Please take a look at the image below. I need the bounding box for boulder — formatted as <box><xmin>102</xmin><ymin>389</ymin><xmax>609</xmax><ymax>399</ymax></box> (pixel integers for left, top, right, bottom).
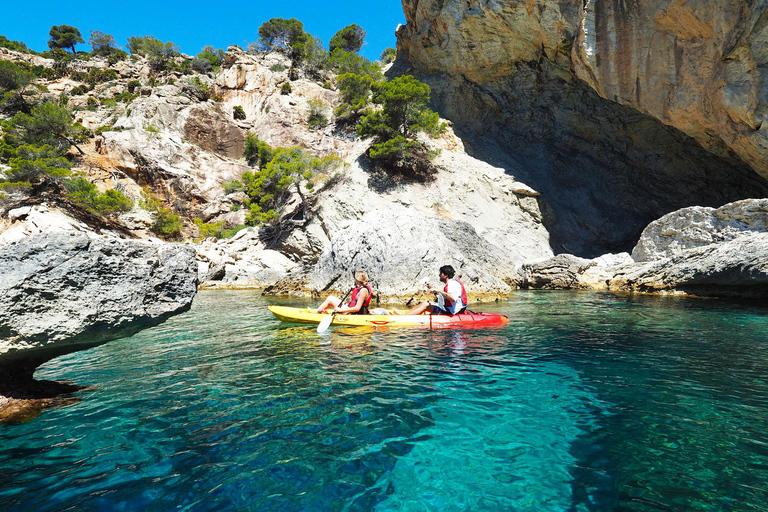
<box><xmin>0</xmin><ymin>231</ymin><xmax>198</xmax><ymax>387</ymax></box>
<box><xmin>521</xmin><ymin>199</ymin><xmax>768</xmax><ymax>298</ymax></box>
<box><xmin>611</xmin><ymin>233</ymin><xmax>768</xmax><ymax>298</ymax></box>
<box><xmin>267</xmin><ymin>211</ymin><xmax>519</xmax><ymax>303</ymax></box>
<box><xmin>632</xmin><ymin>199</ymin><xmax>768</xmax><ymax>261</ymax></box>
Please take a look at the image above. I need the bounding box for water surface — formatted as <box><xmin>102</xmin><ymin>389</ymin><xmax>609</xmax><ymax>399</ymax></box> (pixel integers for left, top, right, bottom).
<box><xmin>1</xmin><ymin>290</ymin><xmax>767</xmax><ymax>511</ymax></box>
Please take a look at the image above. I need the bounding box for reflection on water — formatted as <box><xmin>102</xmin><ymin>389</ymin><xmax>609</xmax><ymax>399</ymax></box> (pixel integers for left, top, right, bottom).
<box><xmin>0</xmin><ymin>290</ymin><xmax>767</xmax><ymax>511</ymax></box>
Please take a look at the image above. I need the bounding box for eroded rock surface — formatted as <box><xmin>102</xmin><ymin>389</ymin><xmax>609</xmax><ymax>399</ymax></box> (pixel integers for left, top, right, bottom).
<box><xmin>0</xmin><ymin>231</ymin><xmax>198</xmax><ymax>387</ymax></box>
<box><xmin>396</xmin><ymin>0</ymin><xmax>768</xmax><ymax>256</ymax></box>
<box><xmin>521</xmin><ymin>199</ymin><xmax>768</xmax><ymax>297</ymax></box>
<box><xmin>307</xmin><ymin>211</ymin><xmax>520</xmax><ymax>304</ymax></box>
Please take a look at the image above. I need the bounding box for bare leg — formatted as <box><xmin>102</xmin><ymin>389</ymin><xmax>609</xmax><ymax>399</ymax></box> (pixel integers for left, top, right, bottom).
<box><xmin>404</xmin><ymin>300</ymin><xmax>434</xmax><ymax>316</ymax></box>
<box><xmin>316</xmin><ymin>296</ymin><xmax>342</xmax><ymax>314</ymax></box>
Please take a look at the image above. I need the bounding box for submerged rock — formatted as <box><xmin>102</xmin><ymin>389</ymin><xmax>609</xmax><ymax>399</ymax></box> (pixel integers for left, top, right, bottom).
<box><xmin>0</xmin><ymin>231</ymin><xmax>198</xmax><ymax>393</ymax></box>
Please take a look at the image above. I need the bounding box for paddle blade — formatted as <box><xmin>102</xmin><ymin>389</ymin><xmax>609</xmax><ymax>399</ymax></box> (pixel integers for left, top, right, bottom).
<box><xmin>317</xmin><ymin>314</ymin><xmax>334</xmax><ymax>333</ymax></box>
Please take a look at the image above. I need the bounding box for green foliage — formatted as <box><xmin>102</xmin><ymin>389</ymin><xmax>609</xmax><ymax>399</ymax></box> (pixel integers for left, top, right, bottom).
<box><xmin>367</xmin><ymin>135</ymin><xmax>419</xmax><ymax>161</ymax></box>
<box><xmin>88</xmin><ymin>30</ymin><xmax>124</xmax><ymax>62</ymax></box>
<box><xmin>0</xmin><ymin>60</ymin><xmax>36</xmax><ymax>114</ymax></box>
<box><xmin>0</xmin><ymin>181</ymin><xmax>31</xmax><ymax>195</ymax></box>
<box><xmin>243</xmin><ymin>133</ymin><xmax>273</xmax><ymax>168</ymax></box>
<box><xmin>241</xmin><ymin>146</ymin><xmax>342</xmax><ymax>226</ymax></box>
<box><xmin>126</xmin><ymin>36</ymin><xmax>179</xmax><ymax>71</ymax></box>
<box><xmin>126</xmin><ymin>80</ymin><xmax>141</xmax><ymax>93</ymax></box>
<box><xmin>192</xmin><ymin>46</ymin><xmax>224</xmax><ymax>73</ymax></box>
<box><xmin>151</xmin><ymin>207</ymin><xmax>183</xmax><ymax>239</ymax></box>
<box><xmin>356</xmin><ymin>75</ymin><xmax>445</xmax><ymax>168</ymax></box>
<box><xmin>233</xmin><ymin>105</ymin><xmax>246</xmax><ymax>120</ymax></box>
<box><xmin>65</xmin><ymin>178</ymin><xmax>133</xmax><ymax>214</ymax></box>
<box><xmin>0</xmin><ymin>35</ymin><xmax>35</xmax><ymax>54</ymax></box>
<box><xmin>258</xmin><ymin>18</ymin><xmax>305</xmax><ymax>53</ymax></box>
<box><xmin>70</xmin><ymin>84</ymin><xmax>90</xmax><ymax>95</ymax></box>
<box><xmin>48</xmin><ymin>25</ymin><xmax>84</xmax><ymax>54</ymax></box>
<box><xmin>113</xmin><ymin>91</ymin><xmax>138</xmax><ymax>103</ymax></box>
<box><xmin>307</xmin><ymin>99</ymin><xmax>329</xmax><ymax>130</ymax></box>
<box><xmin>223</xmin><ymin>180</ymin><xmax>244</xmax><ymax>194</ymax></box>
<box><xmin>359</xmin><ymin>75</ymin><xmax>443</xmax><ymax>139</ymax></box>
<box><xmin>183</xmin><ymin>76</ymin><xmax>210</xmax><ymax>101</ymax></box>
<box><xmin>193</xmin><ymin>219</ymin><xmax>247</xmax><ymax>241</ymax></box>
<box><xmin>380</xmin><ymin>47</ymin><xmax>397</xmax><ymax>64</ymax></box>
<box><xmin>2</xmin><ymin>102</ymin><xmax>86</xmax><ymax>154</ymax></box>
<box><xmin>269</xmin><ymin>64</ymin><xmax>286</xmax><ymax>72</ymax></box>
<box><xmin>336</xmin><ymin>73</ymin><xmax>374</xmax><ymax>111</ymax></box>
<box><xmin>281</xmin><ymin>82</ymin><xmax>292</xmax><ymax>95</ymax></box>
<box><xmin>296</xmin><ymin>36</ymin><xmax>327</xmax><ymax>75</ymax></box>
<box><xmin>0</xmin><ymin>60</ymin><xmax>34</xmax><ymax>92</ymax></box>
<box><xmin>6</xmin><ymin>144</ymin><xmax>71</xmax><ymax>183</ymax></box>
<box><xmin>327</xmin><ymin>49</ymin><xmax>381</xmax><ymax>80</ymax></box>
<box><xmin>329</xmin><ymin>24</ymin><xmax>366</xmax><ymax>53</ymax></box>
<box><xmin>69</xmin><ymin>67</ymin><xmax>118</xmax><ymax>85</ymax></box>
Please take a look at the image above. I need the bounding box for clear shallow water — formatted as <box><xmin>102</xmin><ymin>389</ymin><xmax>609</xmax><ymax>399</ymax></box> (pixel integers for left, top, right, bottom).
<box><xmin>2</xmin><ymin>290</ymin><xmax>768</xmax><ymax>511</ymax></box>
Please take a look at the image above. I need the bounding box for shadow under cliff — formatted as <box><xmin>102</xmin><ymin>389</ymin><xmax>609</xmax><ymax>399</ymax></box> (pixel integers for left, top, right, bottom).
<box><xmin>403</xmin><ymin>60</ymin><xmax>768</xmax><ymax>257</ymax></box>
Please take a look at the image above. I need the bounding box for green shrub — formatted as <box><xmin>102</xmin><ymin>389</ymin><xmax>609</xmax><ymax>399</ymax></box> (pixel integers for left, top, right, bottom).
<box><xmin>242</xmin><ymin>146</ymin><xmax>342</xmax><ymax>226</ymax></box>
<box><xmin>65</xmin><ymin>178</ymin><xmax>133</xmax><ymax>214</ymax></box>
<box><xmin>223</xmin><ymin>180</ymin><xmax>244</xmax><ymax>194</ymax></box>
<box><xmin>0</xmin><ymin>35</ymin><xmax>35</xmax><ymax>54</ymax></box>
<box><xmin>233</xmin><ymin>105</ymin><xmax>246</xmax><ymax>120</ymax></box>
<box><xmin>113</xmin><ymin>91</ymin><xmax>138</xmax><ymax>103</ymax></box>
<box><xmin>6</xmin><ymin>144</ymin><xmax>71</xmax><ymax>183</ymax></box>
<box><xmin>307</xmin><ymin>99</ymin><xmax>329</xmax><ymax>130</ymax></box>
<box><xmin>269</xmin><ymin>64</ymin><xmax>286</xmax><ymax>72</ymax></box>
<box><xmin>126</xmin><ymin>80</ymin><xmax>141</xmax><ymax>93</ymax></box>
<box><xmin>379</xmin><ymin>47</ymin><xmax>397</xmax><ymax>64</ymax></box>
<box><xmin>280</xmin><ymin>82</ymin><xmax>292</xmax><ymax>95</ymax></box>
<box><xmin>151</xmin><ymin>207</ymin><xmax>183</xmax><ymax>239</ymax></box>
<box><xmin>243</xmin><ymin>133</ymin><xmax>273</xmax><ymax>167</ymax></box>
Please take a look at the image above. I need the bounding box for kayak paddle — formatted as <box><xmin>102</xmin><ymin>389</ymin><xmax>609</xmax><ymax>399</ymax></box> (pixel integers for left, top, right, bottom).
<box><xmin>317</xmin><ymin>287</ymin><xmax>353</xmax><ymax>334</ymax></box>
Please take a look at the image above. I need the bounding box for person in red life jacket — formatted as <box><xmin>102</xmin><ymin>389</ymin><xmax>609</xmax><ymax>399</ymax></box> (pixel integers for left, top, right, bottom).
<box><xmin>404</xmin><ymin>265</ymin><xmax>468</xmax><ymax>316</ymax></box>
<box><xmin>315</xmin><ymin>270</ymin><xmax>373</xmax><ymax>315</ymax></box>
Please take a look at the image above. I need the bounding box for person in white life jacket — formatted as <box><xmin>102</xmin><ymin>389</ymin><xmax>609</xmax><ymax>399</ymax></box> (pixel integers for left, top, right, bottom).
<box><xmin>315</xmin><ymin>270</ymin><xmax>372</xmax><ymax>315</ymax></box>
<box><xmin>404</xmin><ymin>265</ymin><xmax>468</xmax><ymax>316</ymax></box>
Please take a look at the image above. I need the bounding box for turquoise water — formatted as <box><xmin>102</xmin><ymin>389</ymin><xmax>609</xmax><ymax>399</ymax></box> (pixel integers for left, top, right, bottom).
<box><xmin>2</xmin><ymin>290</ymin><xmax>768</xmax><ymax>511</ymax></box>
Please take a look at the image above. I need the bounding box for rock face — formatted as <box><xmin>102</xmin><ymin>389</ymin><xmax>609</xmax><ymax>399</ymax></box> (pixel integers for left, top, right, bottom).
<box><xmin>521</xmin><ymin>199</ymin><xmax>768</xmax><ymax>297</ymax></box>
<box><xmin>0</xmin><ymin>231</ymin><xmax>198</xmax><ymax>385</ymax></box>
<box><xmin>306</xmin><ymin>211</ymin><xmax>520</xmax><ymax>303</ymax></box>
<box><xmin>573</xmin><ymin>0</ymin><xmax>768</xmax><ymax>179</ymax></box>
<box><xmin>632</xmin><ymin>199</ymin><xmax>768</xmax><ymax>261</ymax></box>
<box><xmin>396</xmin><ymin>0</ymin><xmax>768</xmax><ymax>257</ymax></box>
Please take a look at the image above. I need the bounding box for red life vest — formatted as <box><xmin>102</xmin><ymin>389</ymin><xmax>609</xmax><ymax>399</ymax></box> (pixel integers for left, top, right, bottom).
<box><xmin>444</xmin><ymin>279</ymin><xmax>468</xmax><ymax>308</ymax></box>
<box><xmin>348</xmin><ymin>284</ymin><xmax>372</xmax><ymax>313</ymax></box>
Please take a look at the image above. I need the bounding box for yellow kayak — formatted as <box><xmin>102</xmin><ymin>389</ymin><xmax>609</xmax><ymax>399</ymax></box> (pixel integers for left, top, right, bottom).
<box><xmin>267</xmin><ymin>306</ymin><xmax>510</xmax><ymax>328</ymax></box>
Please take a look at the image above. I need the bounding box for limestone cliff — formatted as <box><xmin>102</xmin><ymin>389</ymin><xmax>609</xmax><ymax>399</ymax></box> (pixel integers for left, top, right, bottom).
<box><xmin>396</xmin><ymin>0</ymin><xmax>768</xmax><ymax>256</ymax></box>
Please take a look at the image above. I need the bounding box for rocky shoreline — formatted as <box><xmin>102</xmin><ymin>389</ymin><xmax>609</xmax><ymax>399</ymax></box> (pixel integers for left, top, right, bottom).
<box><xmin>3</xmin><ymin>0</ymin><xmax>768</xmax><ymax>421</ymax></box>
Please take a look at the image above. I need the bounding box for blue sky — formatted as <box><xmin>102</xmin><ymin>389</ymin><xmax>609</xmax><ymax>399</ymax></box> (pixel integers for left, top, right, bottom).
<box><xmin>0</xmin><ymin>0</ymin><xmax>406</xmax><ymax>61</ymax></box>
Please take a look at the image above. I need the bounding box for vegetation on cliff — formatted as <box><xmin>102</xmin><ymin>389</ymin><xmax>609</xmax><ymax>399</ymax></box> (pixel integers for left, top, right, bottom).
<box><xmin>0</xmin><ymin>16</ymin><xmax>444</xmax><ymax>243</ymax></box>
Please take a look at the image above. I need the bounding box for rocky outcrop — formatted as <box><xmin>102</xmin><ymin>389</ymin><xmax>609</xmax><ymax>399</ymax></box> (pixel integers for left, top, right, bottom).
<box><xmin>0</xmin><ymin>230</ymin><xmax>198</xmax><ymax>390</ymax></box>
<box><xmin>183</xmin><ymin>103</ymin><xmax>245</xmax><ymax>160</ymax></box>
<box><xmin>610</xmin><ymin>234</ymin><xmax>768</xmax><ymax>298</ymax></box>
<box><xmin>610</xmin><ymin>199</ymin><xmax>768</xmax><ymax>297</ymax></box>
<box><xmin>632</xmin><ymin>199</ymin><xmax>768</xmax><ymax>261</ymax></box>
<box><xmin>259</xmin><ymin>127</ymin><xmax>553</xmax><ymax>300</ymax></box>
<box><xmin>521</xmin><ymin>199</ymin><xmax>768</xmax><ymax>297</ymax></box>
<box><xmin>573</xmin><ymin>1</ymin><xmax>768</xmax><ymax>179</ymax></box>
<box><xmin>396</xmin><ymin>0</ymin><xmax>768</xmax><ymax>257</ymax></box>
<box><xmin>306</xmin><ymin>211</ymin><xmax>520</xmax><ymax>303</ymax></box>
